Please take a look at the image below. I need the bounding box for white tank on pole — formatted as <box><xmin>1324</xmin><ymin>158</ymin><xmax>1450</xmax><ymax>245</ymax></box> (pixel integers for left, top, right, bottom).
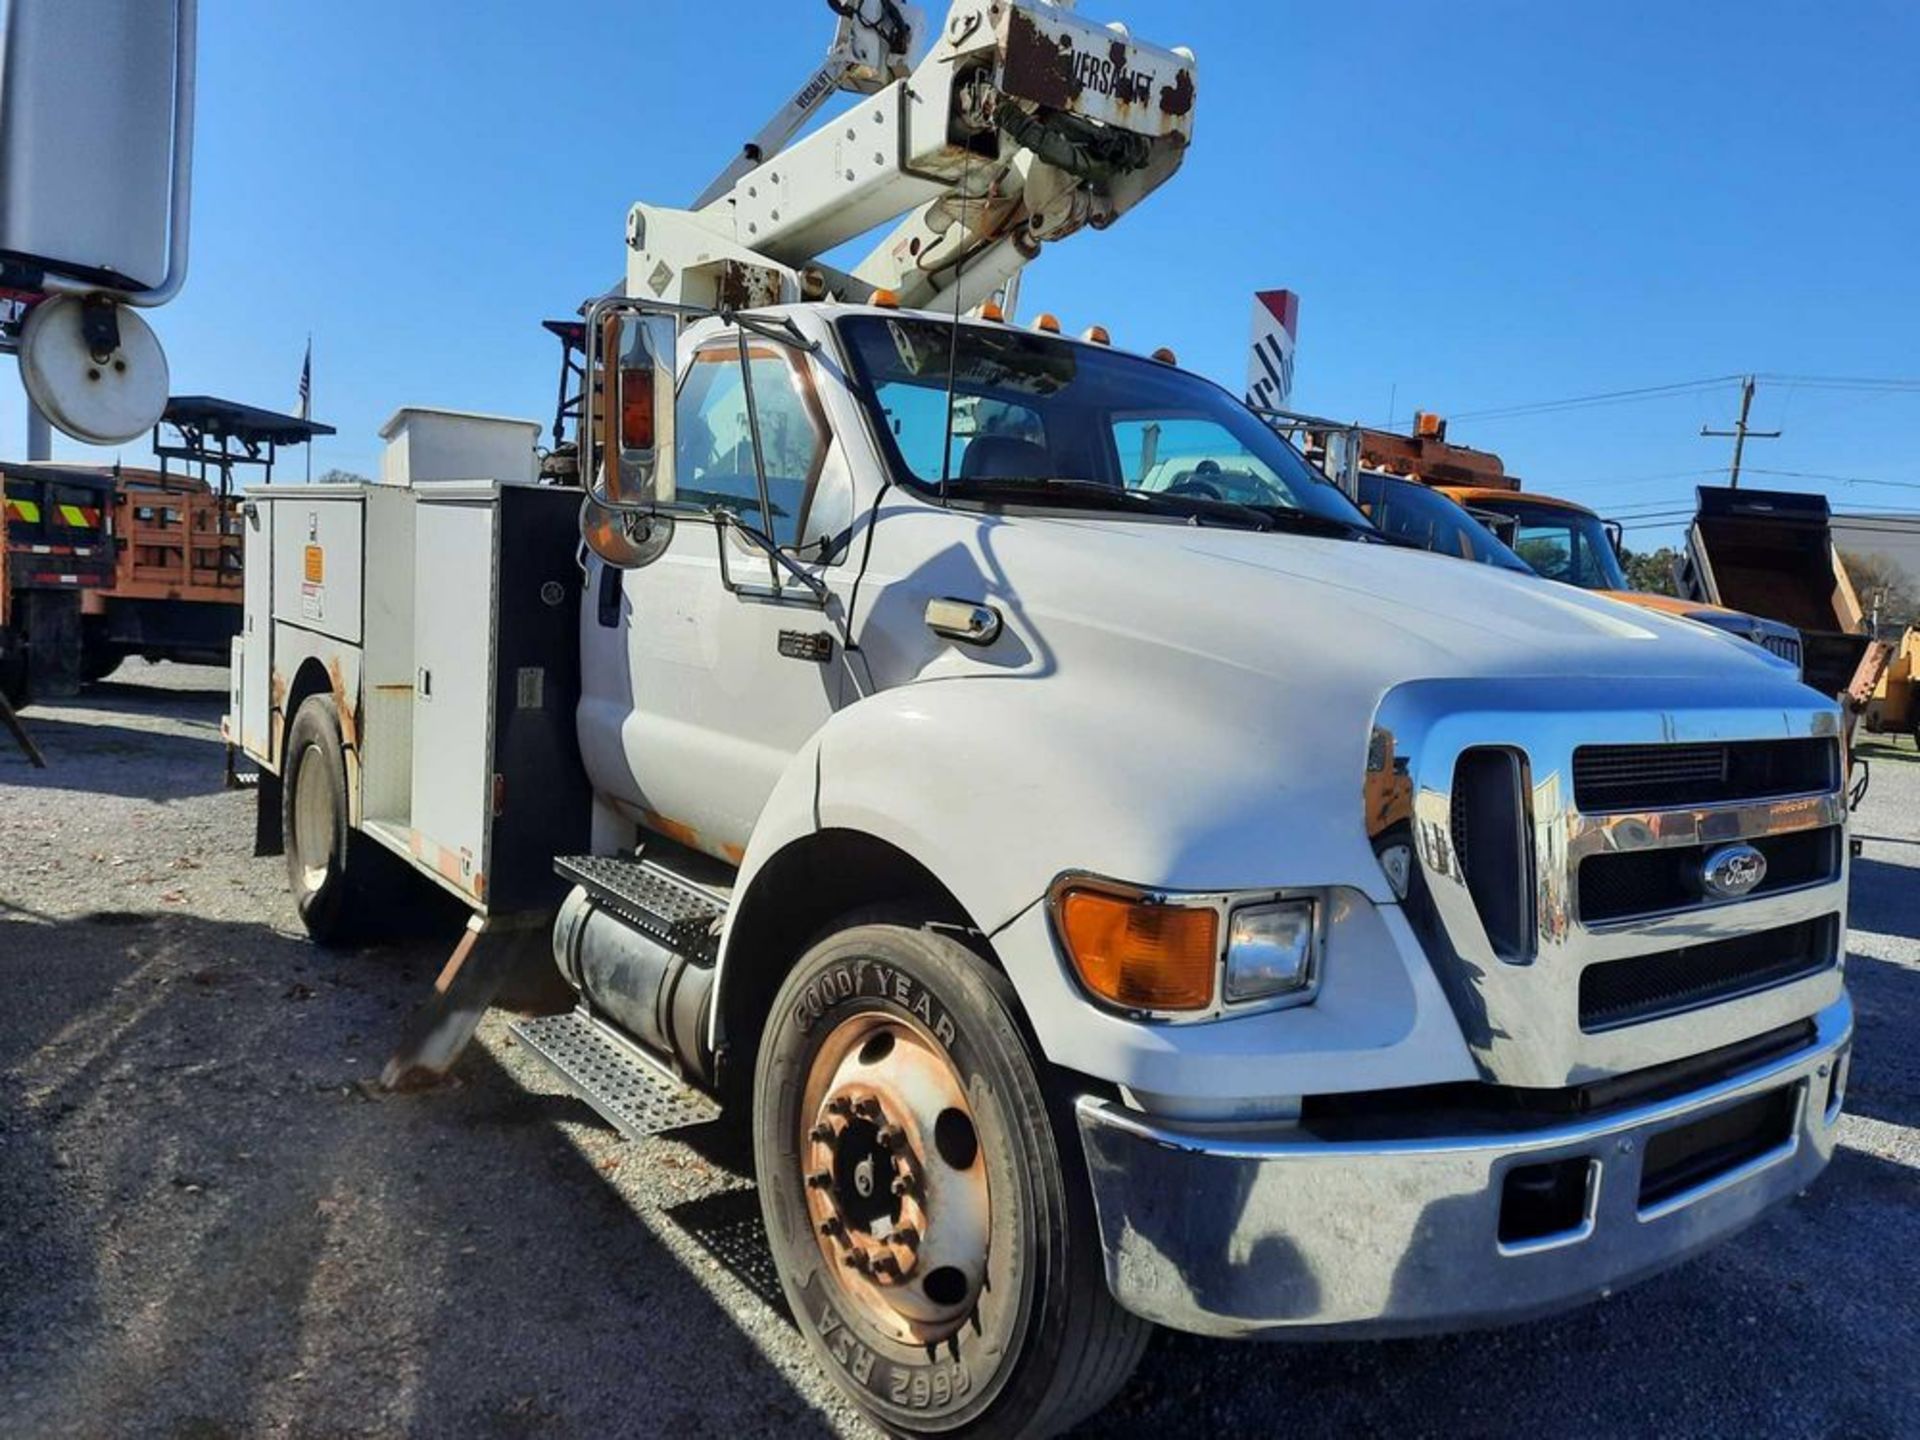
<box><xmin>1</xmin><ymin>0</ymin><xmax>197</xmax><ymax>445</ymax></box>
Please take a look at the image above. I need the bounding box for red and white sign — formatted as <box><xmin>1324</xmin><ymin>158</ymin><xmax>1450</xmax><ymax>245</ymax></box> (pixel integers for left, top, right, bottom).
<box><xmin>1246</xmin><ymin>290</ymin><xmax>1300</xmax><ymax>413</ymax></box>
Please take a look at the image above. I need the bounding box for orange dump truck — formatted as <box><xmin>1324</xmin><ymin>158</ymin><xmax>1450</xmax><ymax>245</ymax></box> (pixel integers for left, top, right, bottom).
<box><xmin>1673</xmin><ymin>486</ymin><xmax>1876</xmax><ymax>700</ymax></box>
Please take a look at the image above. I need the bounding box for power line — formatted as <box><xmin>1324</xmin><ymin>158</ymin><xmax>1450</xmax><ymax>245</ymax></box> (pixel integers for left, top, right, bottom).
<box><xmin>1754</xmin><ymin>372</ymin><xmax>1920</xmax><ymax>393</ymax></box>
<box><xmin>1619</xmin><ymin>510</ymin><xmax>1920</xmax><ymax>535</ymax></box>
<box><xmin>1449</xmin><ymin>375</ymin><xmax>1742</xmax><ymax>423</ymax></box>
<box><xmin>1448</xmin><ymin>372</ymin><xmax>1920</xmax><ymax>430</ymax></box>
<box><xmin>1550</xmin><ymin>466</ymin><xmax>1727</xmax><ymax>490</ymax></box>
<box><xmin>1743</xmin><ymin>467</ymin><xmax>1920</xmax><ymax>492</ymax></box>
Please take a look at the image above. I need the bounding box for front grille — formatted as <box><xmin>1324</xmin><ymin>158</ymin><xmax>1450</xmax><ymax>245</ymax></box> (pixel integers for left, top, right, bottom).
<box><xmin>1578</xmin><ymin>915</ymin><xmax>1838</xmax><ymax>1033</ymax></box>
<box><xmin>1578</xmin><ymin>826</ymin><xmax>1841</xmax><ymax>924</ymax></box>
<box><xmin>1760</xmin><ymin>633</ymin><xmax>1802</xmax><ymax>668</ymax></box>
<box><xmin>1450</xmin><ymin>747</ymin><xmax>1535</xmax><ymax>962</ymax></box>
<box><xmin>1572</xmin><ymin>738</ymin><xmax>1838</xmax><ymax>812</ymax></box>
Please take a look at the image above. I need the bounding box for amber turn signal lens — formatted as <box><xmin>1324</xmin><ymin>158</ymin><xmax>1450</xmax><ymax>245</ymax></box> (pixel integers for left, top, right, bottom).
<box><xmin>1057</xmin><ymin>888</ymin><xmax>1218</xmax><ymax>1012</ymax></box>
<box><xmin>619</xmin><ymin>367</ymin><xmax>654</xmax><ymax>451</ymax></box>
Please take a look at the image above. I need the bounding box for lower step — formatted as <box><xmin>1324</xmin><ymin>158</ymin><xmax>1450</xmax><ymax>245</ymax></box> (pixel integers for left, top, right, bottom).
<box><xmin>512</xmin><ymin>1008</ymin><xmax>720</xmax><ymax>1138</ymax></box>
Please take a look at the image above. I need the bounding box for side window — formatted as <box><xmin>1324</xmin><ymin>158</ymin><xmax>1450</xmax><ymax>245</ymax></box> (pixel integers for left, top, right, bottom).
<box><xmin>674</xmin><ymin>343</ymin><xmax>827</xmax><ymax>548</ymax></box>
<box><xmin>1515</xmin><ymin>525</ymin><xmax>1573</xmax><ymax>581</ymax></box>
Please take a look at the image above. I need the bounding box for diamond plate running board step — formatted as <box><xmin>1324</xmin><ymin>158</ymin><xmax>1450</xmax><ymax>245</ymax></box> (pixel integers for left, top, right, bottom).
<box><xmin>511</xmin><ymin>1008</ymin><xmax>720</xmax><ymax>1138</ymax></box>
<box><xmin>555</xmin><ymin>853</ymin><xmax>726</xmax><ymax>964</ymax></box>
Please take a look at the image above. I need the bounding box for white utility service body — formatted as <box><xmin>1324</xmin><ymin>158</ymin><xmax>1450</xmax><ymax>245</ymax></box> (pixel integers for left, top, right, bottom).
<box><xmin>230</xmin><ymin>464</ymin><xmax>589</xmax><ymax>915</ymax></box>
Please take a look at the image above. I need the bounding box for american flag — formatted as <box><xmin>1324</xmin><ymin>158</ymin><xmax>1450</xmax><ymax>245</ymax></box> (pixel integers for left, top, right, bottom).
<box><xmin>295</xmin><ymin>337</ymin><xmax>311</xmax><ymax>421</ymax></box>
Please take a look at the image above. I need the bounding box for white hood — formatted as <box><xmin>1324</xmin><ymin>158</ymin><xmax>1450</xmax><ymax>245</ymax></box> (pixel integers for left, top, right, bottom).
<box><xmin>1031</xmin><ymin>516</ymin><xmax>1796</xmax><ymax>688</ymax></box>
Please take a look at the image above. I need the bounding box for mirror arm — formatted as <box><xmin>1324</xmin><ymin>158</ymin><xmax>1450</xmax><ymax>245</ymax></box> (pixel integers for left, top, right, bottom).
<box><xmin>712</xmin><ymin>510</ymin><xmax>831</xmax><ymax>607</ymax></box>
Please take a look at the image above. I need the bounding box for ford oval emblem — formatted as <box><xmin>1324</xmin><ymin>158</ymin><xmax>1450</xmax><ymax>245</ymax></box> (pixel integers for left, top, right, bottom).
<box><xmin>1701</xmin><ymin>843</ymin><xmax>1768</xmax><ymax>900</ymax></box>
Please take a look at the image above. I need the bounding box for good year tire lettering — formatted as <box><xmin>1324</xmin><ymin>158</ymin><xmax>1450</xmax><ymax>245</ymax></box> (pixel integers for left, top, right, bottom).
<box><xmin>791</xmin><ymin>959</ymin><xmax>960</xmax><ymax>1048</ymax></box>
<box><xmin>889</xmin><ymin>1359</ymin><xmax>972</xmax><ymax>1410</ymax></box>
<box><xmin>815</xmin><ymin>1302</ymin><xmax>876</xmax><ymax>1386</ymax></box>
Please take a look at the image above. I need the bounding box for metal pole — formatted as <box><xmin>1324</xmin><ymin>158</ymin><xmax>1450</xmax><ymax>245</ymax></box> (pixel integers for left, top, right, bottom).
<box><xmin>26</xmin><ymin>400</ymin><xmax>52</xmax><ymax>462</ymax></box>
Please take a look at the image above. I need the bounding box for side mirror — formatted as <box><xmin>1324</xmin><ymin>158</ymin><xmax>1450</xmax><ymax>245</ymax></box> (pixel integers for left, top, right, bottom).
<box><xmin>1603</xmin><ymin>518</ymin><xmax>1625</xmax><ymax>559</ymax></box>
<box><xmin>587</xmin><ymin>306</ymin><xmax>678</xmax><ymax>510</ymax></box>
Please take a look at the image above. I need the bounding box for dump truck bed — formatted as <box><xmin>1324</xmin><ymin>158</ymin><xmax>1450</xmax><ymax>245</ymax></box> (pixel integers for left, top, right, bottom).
<box><xmin>1681</xmin><ymin>486</ymin><xmax>1871</xmax><ymax>696</ymax></box>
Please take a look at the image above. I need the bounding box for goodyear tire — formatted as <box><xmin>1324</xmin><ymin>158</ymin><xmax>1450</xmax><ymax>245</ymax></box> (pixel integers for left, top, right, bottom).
<box><xmin>755</xmin><ymin>923</ymin><xmax>1148</xmax><ymax>1439</ymax></box>
<box><xmin>281</xmin><ymin>694</ymin><xmax>395</xmax><ymax>945</ymax></box>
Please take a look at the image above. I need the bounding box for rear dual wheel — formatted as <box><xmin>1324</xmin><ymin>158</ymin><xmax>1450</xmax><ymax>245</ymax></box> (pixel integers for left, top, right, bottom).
<box><xmin>755</xmin><ymin>923</ymin><xmax>1148</xmax><ymax>1439</ymax></box>
<box><xmin>281</xmin><ymin>695</ymin><xmax>402</xmax><ymax>945</ymax></box>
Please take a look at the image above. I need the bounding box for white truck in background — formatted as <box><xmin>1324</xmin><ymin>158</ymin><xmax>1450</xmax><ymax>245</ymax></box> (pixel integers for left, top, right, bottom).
<box><xmin>228</xmin><ymin>4</ymin><xmax>1853</xmax><ymax>1435</ymax></box>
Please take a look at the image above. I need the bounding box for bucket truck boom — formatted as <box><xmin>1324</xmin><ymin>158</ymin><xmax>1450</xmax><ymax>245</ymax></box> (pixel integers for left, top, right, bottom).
<box><xmin>633</xmin><ymin>0</ymin><xmax>1196</xmax><ymax>313</ymax></box>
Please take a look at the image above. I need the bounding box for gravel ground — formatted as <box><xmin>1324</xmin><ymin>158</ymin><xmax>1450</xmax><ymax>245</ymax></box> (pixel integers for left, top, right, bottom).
<box><xmin>2</xmin><ymin>661</ymin><xmax>1917</xmax><ymax>1439</ymax></box>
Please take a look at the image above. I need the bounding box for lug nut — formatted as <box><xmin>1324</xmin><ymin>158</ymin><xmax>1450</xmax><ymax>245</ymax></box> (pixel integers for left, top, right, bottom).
<box><xmin>809</xmin><ymin>1123</ymin><xmax>836</xmax><ymax>1144</ymax></box>
<box><xmin>819</xmin><ymin>1217</ymin><xmax>845</xmax><ymax>1239</ymax></box>
<box><xmin>872</xmin><ymin>1254</ymin><xmax>902</xmax><ymax>1279</ymax></box>
<box><xmin>843</xmin><ymin>1251</ymin><xmax>871</xmax><ymax>1272</ymax></box>
<box><xmin>826</xmin><ymin>1097</ymin><xmax>853</xmax><ymax>1117</ymax></box>
<box><xmin>890</xmin><ymin>1175</ymin><xmax>917</xmax><ymax>1197</ymax></box>
<box><xmin>854</xmin><ymin>1096</ymin><xmax>883</xmax><ymax>1120</ymax></box>
<box><xmin>807</xmin><ymin>1170</ymin><xmax>833</xmax><ymax>1190</ymax></box>
<box><xmin>877</xmin><ymin>1124</ymin><xmax>908</xmax><ymax>1150</ymax></box>
<box><xmin>893</xmin><ymin>1224</ymin><xmax>920</xmax><ymax>1247</ymax></box>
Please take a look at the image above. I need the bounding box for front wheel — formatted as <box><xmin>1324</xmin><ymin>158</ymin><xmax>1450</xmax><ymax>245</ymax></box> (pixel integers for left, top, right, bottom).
<box><xmin>755</xmin><ymin>923</ymin><xmax>1148</xmax><ymax>1439</ymax></box>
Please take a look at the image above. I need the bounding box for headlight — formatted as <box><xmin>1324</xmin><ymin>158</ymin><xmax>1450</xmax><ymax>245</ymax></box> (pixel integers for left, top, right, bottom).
<box><xmin>1050</xmin><ymin>878</ymin><xmax>1322</xmax><ymax>1017</ymax></box>
<box><xmin>1224</xmin><ymin>900</ymin><xmax>1317</xmax><ymax>1003</ymax></box>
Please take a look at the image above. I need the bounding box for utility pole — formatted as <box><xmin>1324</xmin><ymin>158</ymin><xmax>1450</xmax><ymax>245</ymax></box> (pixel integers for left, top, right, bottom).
<box><xmin>1701</xmin><ymin>375</ymin><xmax>1780</xmax><ymax>489</ymax></box>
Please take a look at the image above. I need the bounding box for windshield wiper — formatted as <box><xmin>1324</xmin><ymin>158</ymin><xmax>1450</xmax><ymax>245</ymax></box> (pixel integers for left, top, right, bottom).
<box><xmin>952</xmin><ymin>477</ymin><xmax>1280</xmax><ymax>531</ymax></box>
<box><xmin>1247</xmin><ymin>505</ymin><xmax>1382</xmax><ymax>542</ymax></box>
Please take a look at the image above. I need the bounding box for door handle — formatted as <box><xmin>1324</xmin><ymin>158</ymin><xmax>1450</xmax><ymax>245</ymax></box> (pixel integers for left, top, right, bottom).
<box><xmin>925</xmin><ymin>598</ymin><xmax>1002</xmax><ymax>647</ymax></box>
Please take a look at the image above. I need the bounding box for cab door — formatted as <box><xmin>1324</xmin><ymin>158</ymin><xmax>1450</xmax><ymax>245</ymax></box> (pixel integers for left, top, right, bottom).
<box><xmin>578</xmin><ymin>330</ymin><xmax>860</xmax><ymax>862</ymax></box>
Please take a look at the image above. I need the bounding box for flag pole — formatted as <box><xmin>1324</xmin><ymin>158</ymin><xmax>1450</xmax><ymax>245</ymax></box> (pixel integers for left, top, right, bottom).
<box><xmin>303</xmin><ymin>332</ymin><xmax>313</xmax><ymax>482</ymax></box>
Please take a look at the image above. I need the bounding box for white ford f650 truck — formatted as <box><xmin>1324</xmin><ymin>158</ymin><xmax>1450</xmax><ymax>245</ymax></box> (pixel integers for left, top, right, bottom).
<box><xmin>225</xmin><ymin>4</ymin><xmax>1852</xmax><ymax>1435</ymax></box>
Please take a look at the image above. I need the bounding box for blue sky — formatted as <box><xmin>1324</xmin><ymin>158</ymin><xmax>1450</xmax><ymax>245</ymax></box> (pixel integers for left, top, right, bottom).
<box><xmin>7</xmin><ymin>1</ymin><xmax>1919</xmax><ymax>552</ymax></box>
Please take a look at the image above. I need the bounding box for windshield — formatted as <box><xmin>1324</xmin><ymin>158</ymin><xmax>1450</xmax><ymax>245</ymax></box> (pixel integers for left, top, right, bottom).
<box><xmin>1476</xmin><ymin>498</ymin><xmax>1630</xmax><ymax>590</ymax></box>
<box><xmin>1357</xmin><ymin>473</ymin><xmax>1532</xmax><ymax>573</ymax></box>
<box><xmin>839</xmin><ymin>316</ymin><xmax>1371</xmax><ymax>531</ymax></box>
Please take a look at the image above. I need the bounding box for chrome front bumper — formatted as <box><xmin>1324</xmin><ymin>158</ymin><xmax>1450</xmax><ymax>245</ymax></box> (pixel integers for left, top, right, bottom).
<box><xmin>1075</xmin><ymin>995</ymin><xmax>1851</xmax><ymax>1339</ymax></box>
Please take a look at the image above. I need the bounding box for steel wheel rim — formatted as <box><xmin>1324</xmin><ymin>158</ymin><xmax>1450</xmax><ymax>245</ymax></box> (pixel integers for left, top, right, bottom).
<box><xmin>292</xmin><ymin>742</ymin><xmax>334</xmax><ymax>893</ymax></box>
<box><xmin>799</xmin><ymin>1009</ymin><xmax>991</xmax><ymax>1346</ymax></box>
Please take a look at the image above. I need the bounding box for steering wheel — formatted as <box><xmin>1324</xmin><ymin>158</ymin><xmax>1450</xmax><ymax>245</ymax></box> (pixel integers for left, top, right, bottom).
<box><xmin>1167</xmin><ymin>460</ymin><xmax>1225</xmax><ymax>500</ymax></box>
